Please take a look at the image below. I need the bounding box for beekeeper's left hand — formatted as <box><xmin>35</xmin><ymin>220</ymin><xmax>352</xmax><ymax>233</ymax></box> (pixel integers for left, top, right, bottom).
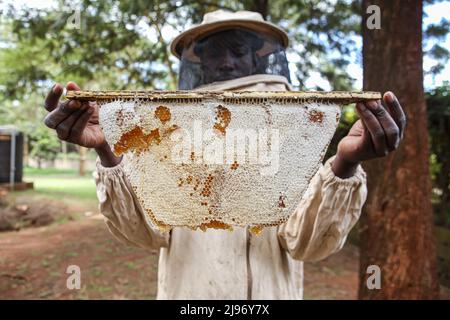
<box><xmin>331</xmin><ymin>92</ymin><xmax>407</xmax><ymax>178</ymax></box>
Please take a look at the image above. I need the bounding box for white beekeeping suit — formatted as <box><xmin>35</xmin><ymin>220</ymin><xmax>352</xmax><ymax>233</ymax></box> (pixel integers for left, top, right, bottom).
<box><xmin>94</xmin><ymin>73</ymin><xmax>367</xmax><ymax>299</ymax></box>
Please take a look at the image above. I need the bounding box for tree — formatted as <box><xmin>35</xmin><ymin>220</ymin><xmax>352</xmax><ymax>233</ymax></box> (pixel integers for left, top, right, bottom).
<box><xmin>359</xmin><ymin>0</ymin><xmax>439</xmax><ymax>299</ymax></box>
<box><xmin>1</xmin><ymin>0</ymin><xmax>363</xmax><ymax>97</ymax></box>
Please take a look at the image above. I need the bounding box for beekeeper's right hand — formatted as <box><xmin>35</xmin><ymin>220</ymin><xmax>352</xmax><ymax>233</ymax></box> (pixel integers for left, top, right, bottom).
<box><xmin>43</xmin><ymin>82</ymin><xmax>122</xmax><ymax>167</ymax></box>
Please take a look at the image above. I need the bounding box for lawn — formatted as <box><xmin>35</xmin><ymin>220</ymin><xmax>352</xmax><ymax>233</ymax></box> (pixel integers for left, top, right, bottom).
<box><xmin>23</xmin><ymin>167</ymin><xmax>97</xmax><ymax>201</ymax></box>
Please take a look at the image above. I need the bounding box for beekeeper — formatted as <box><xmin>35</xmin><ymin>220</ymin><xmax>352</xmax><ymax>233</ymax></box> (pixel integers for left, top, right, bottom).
<box><xmin>43</xmin><ymin>10</ymin><xmax>406</xmax><ymax>299</ymax></box>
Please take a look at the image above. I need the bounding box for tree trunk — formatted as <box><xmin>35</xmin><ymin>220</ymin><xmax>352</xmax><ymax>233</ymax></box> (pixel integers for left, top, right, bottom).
<box><xmin>79</xmin><ymin>146</ymin><xmax>86</xmax><ymax>177</ymax></box>
<box><xmin>246</xmin><ymin>0</ymin><xmax>269</xmax><ymax>20</ymax></box>
<box><xmin>23</xmin><ymin>135</ymin><xmax>29</xmax><ymax>167</ymax></box>
<box><xmin>61</xmin><ymin>140</ymin><xmax>68</xmax><ymax>168</ymax></box>
<box><xmin>359</xmin><ymin>0</ymin><xmax>439</xmax><ymax>299</ymax></box>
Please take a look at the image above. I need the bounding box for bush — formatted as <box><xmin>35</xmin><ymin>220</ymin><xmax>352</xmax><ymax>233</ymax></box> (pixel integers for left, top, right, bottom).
<box><xmin>427</xmin><ymin>82</ymin><xmax>450</xmax><ymax>227</ymax></box>
<box><xmin>29</xmin><ymin>126</ymin><xmax>60</xmax><ymax>167</ymax></box>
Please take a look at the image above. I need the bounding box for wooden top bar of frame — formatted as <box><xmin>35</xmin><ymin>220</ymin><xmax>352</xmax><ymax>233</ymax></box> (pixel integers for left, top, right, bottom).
<box><xmin>66</xmin><ymin>90</ymin><xmax>382</xmax><ymax>104</ymax></box>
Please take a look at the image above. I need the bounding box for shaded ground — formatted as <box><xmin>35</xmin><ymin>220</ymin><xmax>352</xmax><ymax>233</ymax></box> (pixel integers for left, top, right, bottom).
<box><xmin>0</xmin><ymin>217</ymin><xmax>159</xmax><ymax>299</ymax></box>
<box><xmin>0</xmin><ymin>212</ymin><xmax>355</xmax><ymax>299</ymax></box>
<box><xmin>2</xmin><ymin>213</ymin><xmax>449</xmax><ymax>299</ymax></box>
<box><xmin>304</xmin><ymin>243</ymin><xmax>360</xmax><ymax>299</ymax></box>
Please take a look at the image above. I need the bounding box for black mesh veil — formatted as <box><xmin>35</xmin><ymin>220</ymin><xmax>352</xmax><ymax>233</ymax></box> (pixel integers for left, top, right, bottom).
<box><xmin>177</xmin><ymin>28</ymin><xmax>291</xmax><ymax>90</ymax></box>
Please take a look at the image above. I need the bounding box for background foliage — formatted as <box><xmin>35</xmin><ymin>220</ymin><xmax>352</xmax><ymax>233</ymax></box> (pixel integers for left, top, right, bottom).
<box><xmin>0</xmin><ymin>0</ymin><xmax>448</xmax><ymax>225</ymax></box>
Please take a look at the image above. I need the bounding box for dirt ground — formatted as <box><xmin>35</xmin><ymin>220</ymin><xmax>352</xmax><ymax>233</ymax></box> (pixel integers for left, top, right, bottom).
<box><xmin>1</xmin><ymin>205</ymin><xmax>449</xmax><ymax>299</ymax></box>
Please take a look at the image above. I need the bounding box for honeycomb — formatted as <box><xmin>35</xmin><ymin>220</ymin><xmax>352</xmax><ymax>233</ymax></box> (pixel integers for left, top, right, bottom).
<box><xmin>66</xmin><ymin>90</ymin><xmax>381</xmax><ymax>234</ymax></box>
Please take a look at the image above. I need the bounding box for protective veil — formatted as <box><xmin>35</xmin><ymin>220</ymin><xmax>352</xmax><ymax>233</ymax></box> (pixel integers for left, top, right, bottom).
<box><xmin>177</xmin><ymin>28</ymin><xmax>291</xmax><ymax>90</ymax></box>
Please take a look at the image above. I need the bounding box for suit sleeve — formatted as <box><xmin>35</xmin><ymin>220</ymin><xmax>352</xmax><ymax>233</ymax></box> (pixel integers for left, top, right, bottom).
<box><xmin>277</xmin><ymin>155</ymin><xmax>367</xmax><ymax>262</ymax></box>
<box><xmin>93</xmin><ymin>157</ymin><xmax>170</xmax><ymax>250</ymax></box>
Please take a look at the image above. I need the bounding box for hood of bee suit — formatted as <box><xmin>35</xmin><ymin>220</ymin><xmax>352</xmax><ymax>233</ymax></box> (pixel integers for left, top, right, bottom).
<box><xmin>171</xmin><ymin>10</ymin><xmax>292</xmax><ymax>90</ymax></box>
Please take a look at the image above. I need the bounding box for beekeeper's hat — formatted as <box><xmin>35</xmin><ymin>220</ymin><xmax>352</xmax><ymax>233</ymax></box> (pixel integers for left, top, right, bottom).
<box><xmin>170</xmin><ymin>9</ymin><xmax>289</xmax><ymax>60</ymax></box>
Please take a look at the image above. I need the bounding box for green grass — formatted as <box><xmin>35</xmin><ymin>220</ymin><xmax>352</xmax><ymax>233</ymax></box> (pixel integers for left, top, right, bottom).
<box><xmin>23</xmin><ymin>167</ymin><xmax>97</xmax><ymax>201</ymax></box>
<box><xmin>24</xmin><ymin>167</ymin><xmax>93</xmax><ymax>176</ymax></box>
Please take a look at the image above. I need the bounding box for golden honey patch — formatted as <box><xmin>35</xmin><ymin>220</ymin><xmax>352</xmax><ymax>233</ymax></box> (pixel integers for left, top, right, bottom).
<box><xmin>309</xmin><ymin>110</ymin><xmax>324</xmax><ymax>123</ymax></box>
<box><xmin>113</xmin><ymin>127</ymin><xmax>161</xmax><ymax>156</ymax></box>
<box><xmin>155</xmin><ymin>105</ymin><xmax>171</xmax><ymax>124</ymax></box>
<box><xmin>114</xmin><ymin>123</ymin><xmax>179</xmax><ymax>156</ymax></box>
<box><xmin>198</xmin><ymin>220</ymin><xmax>233</xmax><ymax>232</ymax></box>
<box><xmin>201</xmin><ymin>174</ymin><xmax>214</xmax><ymax>197</ymax></box>
<box><xmin>213</xmin><ymin>105</ymin><xmax>231</xmax><ymax>135</ymax></box>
